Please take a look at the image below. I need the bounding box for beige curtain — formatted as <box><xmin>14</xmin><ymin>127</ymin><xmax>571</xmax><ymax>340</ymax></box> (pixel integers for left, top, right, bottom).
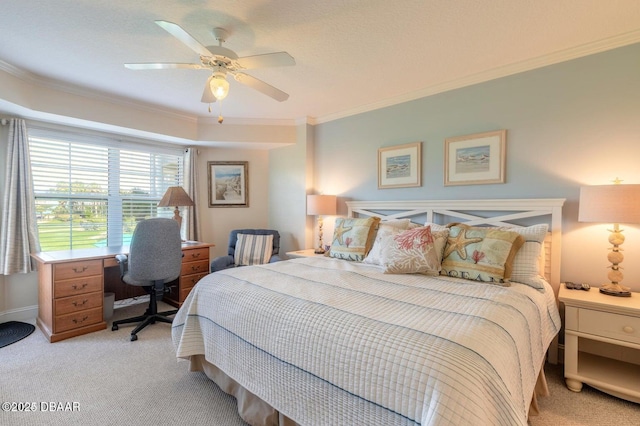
<box><xmin>0</xmin><ymin>119</ymin><xmax>41</xmax><ymax>274</ymax></box>
<box><xmin>184</xmin><ymin>147</ymin><xmax>201</xmax><ymax>241</ymax></box>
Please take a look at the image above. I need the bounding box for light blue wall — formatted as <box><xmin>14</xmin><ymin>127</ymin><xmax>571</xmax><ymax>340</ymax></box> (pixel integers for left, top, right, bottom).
<box><xmin>310</xmin><ymin>42</ymin><xmax>640</xmax><ymax>289</ymax></box>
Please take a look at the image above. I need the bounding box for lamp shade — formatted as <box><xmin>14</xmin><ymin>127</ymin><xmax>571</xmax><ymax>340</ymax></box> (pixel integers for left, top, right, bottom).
<box><xmin>579</xmin><ymin>184</ymin><xmax>640</xmax><ymax>224</ymax></box>
<box><xmin>158</xmin><ymin>186</ymin><xmax>194</xmax><ymax>208</ymax></box>
<box><xmin>307</xmin><ymin>195</ymin><xmax>337</xmax><ymax>216</ymax></box>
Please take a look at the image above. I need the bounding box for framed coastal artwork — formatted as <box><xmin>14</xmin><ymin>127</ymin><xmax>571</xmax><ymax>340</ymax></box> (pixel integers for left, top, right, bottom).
<box><xmin>444</xmin><ymin>130</ymin><xmax>506</xmax><ymax>186</ymax></box>
<box><xmin>207</xmin><ymin>161</ymin><xmax>249</xmax><ymax>207</ymax></box>
<box><xmin>378</xmin><ymin>142</ymin><xmax>422</xmax><ymax>189</ymax></box>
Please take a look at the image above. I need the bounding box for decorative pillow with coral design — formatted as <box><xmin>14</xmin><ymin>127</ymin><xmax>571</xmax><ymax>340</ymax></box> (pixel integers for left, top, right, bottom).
<box><xmin>440</xmin><ymin>223</ymin><xmax>525</xmax><ymax>285</ymax></box>
<box><xmin>328</xmin><ymin>217</ymin><xmax>381</xmax><ymax>261</ymax></box>
<box><xmin>379</xmin><ymin>226</ymin><xmax>440</xmax><ymax>275</ymax></box>
<box><xmin>363</xmin><ymin>219</ymin><xmax>411</xmax><ymax>265</ymax></box>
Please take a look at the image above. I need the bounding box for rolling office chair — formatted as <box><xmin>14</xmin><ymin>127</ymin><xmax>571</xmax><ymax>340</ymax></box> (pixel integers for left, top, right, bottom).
<box><xmin>111</xmin><ymin>218</ymin><xmax>183</xmax><ymax>341</ymax></box>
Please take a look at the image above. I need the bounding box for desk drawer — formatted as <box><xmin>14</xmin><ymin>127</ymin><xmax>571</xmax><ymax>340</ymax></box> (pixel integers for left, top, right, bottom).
<box><xmin>55</xmin><ymin>307</ymin><xmax>103</xmax><ymax>333</ymax></box>
<box><xmin>54</xmin><ymin>260</ymin><xmax>102</xmax><ymax>281</ymax></box>
<box><xmin>55</xmin><ymin>291</ymin><xmax>103</xmax><ymax>316</ymax></box>
<box><xmin>181</xmin><ymin>260</ymin><xmax>209</xmax><ymax>276</ymax></box>
<box><xmin>579</xmin><ymin>309</ymin><xmax>640</xmax><ymax>345</ymax></box>
<box><xmin>54</xmin><ymin>275</ymin><xmax>102</xmax><ymax>298</ymax></box>
<box><xmin>183</xmin><ymin>248</ymin><xmax>209</xmax><ymax>263</ymax></box>
<box><xmin>181</xmin><ymin>272</ymin><xmax>208</xmax><ymax>292</ymax></box>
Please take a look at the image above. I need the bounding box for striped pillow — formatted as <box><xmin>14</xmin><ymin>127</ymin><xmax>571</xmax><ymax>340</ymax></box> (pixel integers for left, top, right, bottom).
<box><xmin>234</xmin><ymin>234</ymin><xmax>274</xmax><ymax>266</ymax></box>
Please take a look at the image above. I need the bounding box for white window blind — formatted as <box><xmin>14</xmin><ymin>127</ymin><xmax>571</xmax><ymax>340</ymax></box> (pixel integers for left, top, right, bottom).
<box><xmin>28</xmin><ymin>129</ymin><xmax>185</xmax><ymax>251</ymax></box>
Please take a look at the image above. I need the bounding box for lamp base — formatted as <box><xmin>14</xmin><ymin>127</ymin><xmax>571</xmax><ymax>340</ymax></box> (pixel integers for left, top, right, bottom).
<box><xmin>314</xmin><ymin>248</ymin><xmax>326</xmax><ymax>254</ymax></box>
<box><xmin>599</xmin><ymin>282</ymin><xmax>632</xmax><ymax>297</ymax></box>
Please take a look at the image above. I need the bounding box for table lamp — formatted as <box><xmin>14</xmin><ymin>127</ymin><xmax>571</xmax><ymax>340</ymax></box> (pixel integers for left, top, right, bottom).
<box><xmin>158</xmin><ymin>186</ymin><xmax>194</xmax><ymax>229</ymax></box>
<box><xmin>307</xmin><ymin>194</ymin><xmax>337</xmax><ymax>254</ymax></box>
<box><xmin>578</xmin><ymin>181</ymin><xmax>640</xmax><ymax>297</ymax></box>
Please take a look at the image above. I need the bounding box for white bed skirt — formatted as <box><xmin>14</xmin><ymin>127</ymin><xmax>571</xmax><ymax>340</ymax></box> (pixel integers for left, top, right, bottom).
<box><xmin>187</xmin><ymin>354</ymin><xmax>550</xmax><ymax>426</ymax></box>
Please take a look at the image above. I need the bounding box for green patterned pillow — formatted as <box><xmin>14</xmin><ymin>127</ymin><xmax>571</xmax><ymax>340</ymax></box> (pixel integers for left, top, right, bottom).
<box><xmin>440</xmin><ymin>223</ymin><xmax>525</xmax><ymax>285</ymax></box>
<box><xmin>329</xmin><ymin>217</ymin><xmax>381</xmax><ymax>261</ymax></box>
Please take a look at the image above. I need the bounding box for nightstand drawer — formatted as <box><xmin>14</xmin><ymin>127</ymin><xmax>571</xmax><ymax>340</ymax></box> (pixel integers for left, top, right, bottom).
<box><xmin>579</xmin><ymin>309</ymin><xmax>640</xmax><ymax>345</ymax></box>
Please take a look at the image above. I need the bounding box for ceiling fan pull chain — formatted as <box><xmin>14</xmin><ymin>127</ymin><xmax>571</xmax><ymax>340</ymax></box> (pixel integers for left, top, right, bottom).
<box><xmin>218</xmin><ymin>100</ymin><xmax>224</xmax><ymax>124</ymax></box>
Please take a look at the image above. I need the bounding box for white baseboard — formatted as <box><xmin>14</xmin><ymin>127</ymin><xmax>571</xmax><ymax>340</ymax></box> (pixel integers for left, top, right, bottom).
<box><xmin>0</xmin><ymin>305</ymin><xmax>38</xmax><ymax>324</ymax></box>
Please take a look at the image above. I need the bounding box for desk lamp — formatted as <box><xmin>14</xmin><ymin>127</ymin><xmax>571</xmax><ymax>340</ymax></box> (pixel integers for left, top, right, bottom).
<box><xmin>158</xmin><ymin>186</ymin><xmax>194</xmax><ymax>229</ymax></box>
<box><xmin>579</xmin><ymin>180</ymin><xmax>640</xmax><ymax>297</ymax></box>
<box><xmin>307</xmin><ymin>195</ymin><xmax>337</xmax><ymax>254</ymax></box>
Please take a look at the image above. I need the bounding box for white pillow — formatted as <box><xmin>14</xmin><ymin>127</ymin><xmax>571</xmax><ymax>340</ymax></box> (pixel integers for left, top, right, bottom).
<box><xmin>234</xmin><ymin>234</ymin><xmax>274</xmax><ymax>266</ymax></box>
<box><xmin>496</xmin><ymin>224</ymin><xmax>549</xmax><ymax>289</ymax></box>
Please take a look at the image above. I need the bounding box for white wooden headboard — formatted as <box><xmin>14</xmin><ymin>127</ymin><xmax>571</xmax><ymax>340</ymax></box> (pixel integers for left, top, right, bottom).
<box><xmin>346</xmin><ymin>198</ymin><xmax>565</xmax><ymax>296</ymax></box>
<box><xmin>346</xmin><ymin>198</ymin><xmax>566</xmax><ymax>365</ymax></box>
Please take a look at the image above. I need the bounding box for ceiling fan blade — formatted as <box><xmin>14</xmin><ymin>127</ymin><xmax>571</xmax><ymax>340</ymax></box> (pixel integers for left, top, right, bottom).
<box><xmin>234</xmin><ymin>72</ymin><xmax>289</xmax><ymax>102</ymax></box>
<box><xmin>155</xmin><ymin>20</ymin><xmax>211</xmax><ymax>57</ymax></box>
<box><xmin>236</xmin><ymin>52</ymin><xmax>295</xmax><ymax>69</ymax></box>
<box><xmin>125</xmin><ymin>63</ymin><xmax>205</xmax><ymax>70</ymax></box>
<box><xmin>201</xmin><ymin>76</ymin><xmax>216</xmax><ymax>104</ymax></box>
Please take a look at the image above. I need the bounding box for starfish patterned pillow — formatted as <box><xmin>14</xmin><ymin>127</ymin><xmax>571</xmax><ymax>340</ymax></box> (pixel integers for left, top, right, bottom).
<box><xmin>328</xmin><ymin>217</ymin><xmax>381</xmax><ymax>261</ymax></box>
<box><xmin>440</xmin><ymin>223</ymin><xmax>525</xmax><ymax>285</ymax></box>
<box><xmin>378</xmin><ymin>226</ymin><xmax>441</xmax><ymax>275</ymax></box>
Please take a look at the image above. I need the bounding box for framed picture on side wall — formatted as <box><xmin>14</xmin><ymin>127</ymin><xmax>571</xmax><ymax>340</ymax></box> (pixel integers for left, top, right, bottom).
<box><xmin>444</xmin><ymin>130</ymin><xmax>506</xmax><ymax>186</ymax></box>
<box><xmin>378</xmin><ymin>142</ymin><xmax>422</xmax><ymax>189</ymax></box>
<box><xmin>207</xmin><ymin>161</ymin><xmax>249</xmax><ymax>207</ymax></box>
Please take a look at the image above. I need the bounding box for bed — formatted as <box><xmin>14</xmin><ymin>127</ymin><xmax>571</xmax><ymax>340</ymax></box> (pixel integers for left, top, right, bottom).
<box><xmin>172</xmin><ymin>198</ymin><xmax>565</xmax><ymax>426</ymax></box>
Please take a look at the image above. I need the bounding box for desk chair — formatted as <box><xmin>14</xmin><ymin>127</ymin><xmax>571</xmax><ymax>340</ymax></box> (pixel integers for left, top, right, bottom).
<box><xmin>111</xmin><ymin>218</ymin><xmax>182</xmax><ymax>341</ymax></box>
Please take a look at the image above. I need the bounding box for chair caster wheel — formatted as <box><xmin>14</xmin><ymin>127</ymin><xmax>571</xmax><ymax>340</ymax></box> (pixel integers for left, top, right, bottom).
<box><xmin>112</xmin><ymin>324</ymin><xmax>118</xmax><ymax>331</ymax></box>
<box><xmin>130</xmin><ymin>334</ymin><xmax>138</xmax><ymax>341</ymax></box>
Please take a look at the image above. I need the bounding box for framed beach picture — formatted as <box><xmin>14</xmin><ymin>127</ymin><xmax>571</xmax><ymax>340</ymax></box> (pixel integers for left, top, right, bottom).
<box><xmin>207</xmin><ymin>161</ymin><xmax>249</xmax><ymax>207</ymax></box>
<box><xmin>378</xmin><ymin>142</ymin><xmax>422</xmax><ymax>189</ymax></box>
<box><xmin>444</xmin><ymin>130</ymin><xmax>506</xmax><ymax>186</ymax></box>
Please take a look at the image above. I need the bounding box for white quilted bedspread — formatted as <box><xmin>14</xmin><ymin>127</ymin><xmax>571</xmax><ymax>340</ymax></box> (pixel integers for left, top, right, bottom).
<box><xmin>172</xmin><ymin>257</ymin><xmax>560</xmax><ymax>426</ymax></box>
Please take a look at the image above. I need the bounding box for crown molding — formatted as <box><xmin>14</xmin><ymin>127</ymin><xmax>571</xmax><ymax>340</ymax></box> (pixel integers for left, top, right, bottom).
<box><xmin>313</xmin><ymin>29</ymin><xmax>640</xmax><ymax>124</ymax></box>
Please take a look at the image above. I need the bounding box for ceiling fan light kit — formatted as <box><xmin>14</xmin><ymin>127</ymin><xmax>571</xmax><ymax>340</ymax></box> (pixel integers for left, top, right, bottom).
<box><xmin>124</xmin><ymin>20</ymin><xmax>295</xmax><ymax>123</ymax></box>
<box><xmin>209</xmin><ymin>72</ymin><xmax>229</xmax><ymax>101</ymax></box>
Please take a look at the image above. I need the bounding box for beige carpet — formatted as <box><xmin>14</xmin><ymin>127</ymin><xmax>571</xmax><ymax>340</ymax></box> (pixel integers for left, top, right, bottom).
<box><xmin>1</xmin><ymin>299</ymin><xmax>639</xmax><ymax>425</ymax></box>
<box><xmin>1</xmin><ymin>300</ymin><xmax>247</xmax><ymax>426</ymax></box>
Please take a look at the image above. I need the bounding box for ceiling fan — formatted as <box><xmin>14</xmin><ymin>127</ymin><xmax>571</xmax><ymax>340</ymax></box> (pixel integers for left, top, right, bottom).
<box><xmin>125</xmin><ymin>20</ymin><xmax>295</xmax><ymax>122</ymax></box>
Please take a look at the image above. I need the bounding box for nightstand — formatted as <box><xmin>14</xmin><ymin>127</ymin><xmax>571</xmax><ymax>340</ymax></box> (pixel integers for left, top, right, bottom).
<box><xmin>559</xmin><ymin>284</ymin><xmax>640</xmax><ymax>403</ymax></box>
<box><xmin>286</xmin><ymin>249</ymin><xmax>325</xmax><ymax>259</ymax></box>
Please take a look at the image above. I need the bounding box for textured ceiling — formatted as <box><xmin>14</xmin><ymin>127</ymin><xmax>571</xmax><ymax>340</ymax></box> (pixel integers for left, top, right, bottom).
<box><xmin>1</xmin><ymin>0</ymin><xmax>640</xmax><ymax>124</ymax></box>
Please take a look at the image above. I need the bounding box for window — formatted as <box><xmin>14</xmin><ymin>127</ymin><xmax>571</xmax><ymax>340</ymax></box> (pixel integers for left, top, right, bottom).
<box><xmin>29</xmin><ymin>128</ymin><xmax>186</xmax><ymax>251</ymax></box>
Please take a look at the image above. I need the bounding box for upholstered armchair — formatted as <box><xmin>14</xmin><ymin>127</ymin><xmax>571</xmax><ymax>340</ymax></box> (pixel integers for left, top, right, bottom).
<box><xmin>210</xmin><ymin>229</ymin><xmax>281</xmax><ymax>272</ymax></box>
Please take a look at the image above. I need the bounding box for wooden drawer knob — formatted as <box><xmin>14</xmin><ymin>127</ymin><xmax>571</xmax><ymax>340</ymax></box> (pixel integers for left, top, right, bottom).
<box><xmin>623</xmin><ymin>326</ymin><xmax>635</xmax><ymax>334</ymax></box>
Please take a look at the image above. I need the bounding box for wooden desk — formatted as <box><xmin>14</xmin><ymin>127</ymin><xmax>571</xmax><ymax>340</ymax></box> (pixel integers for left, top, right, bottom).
<box><xmin>31</xmin><ymin>241</ymin><xmax>213</xmax><ymax>342</ymax></box>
